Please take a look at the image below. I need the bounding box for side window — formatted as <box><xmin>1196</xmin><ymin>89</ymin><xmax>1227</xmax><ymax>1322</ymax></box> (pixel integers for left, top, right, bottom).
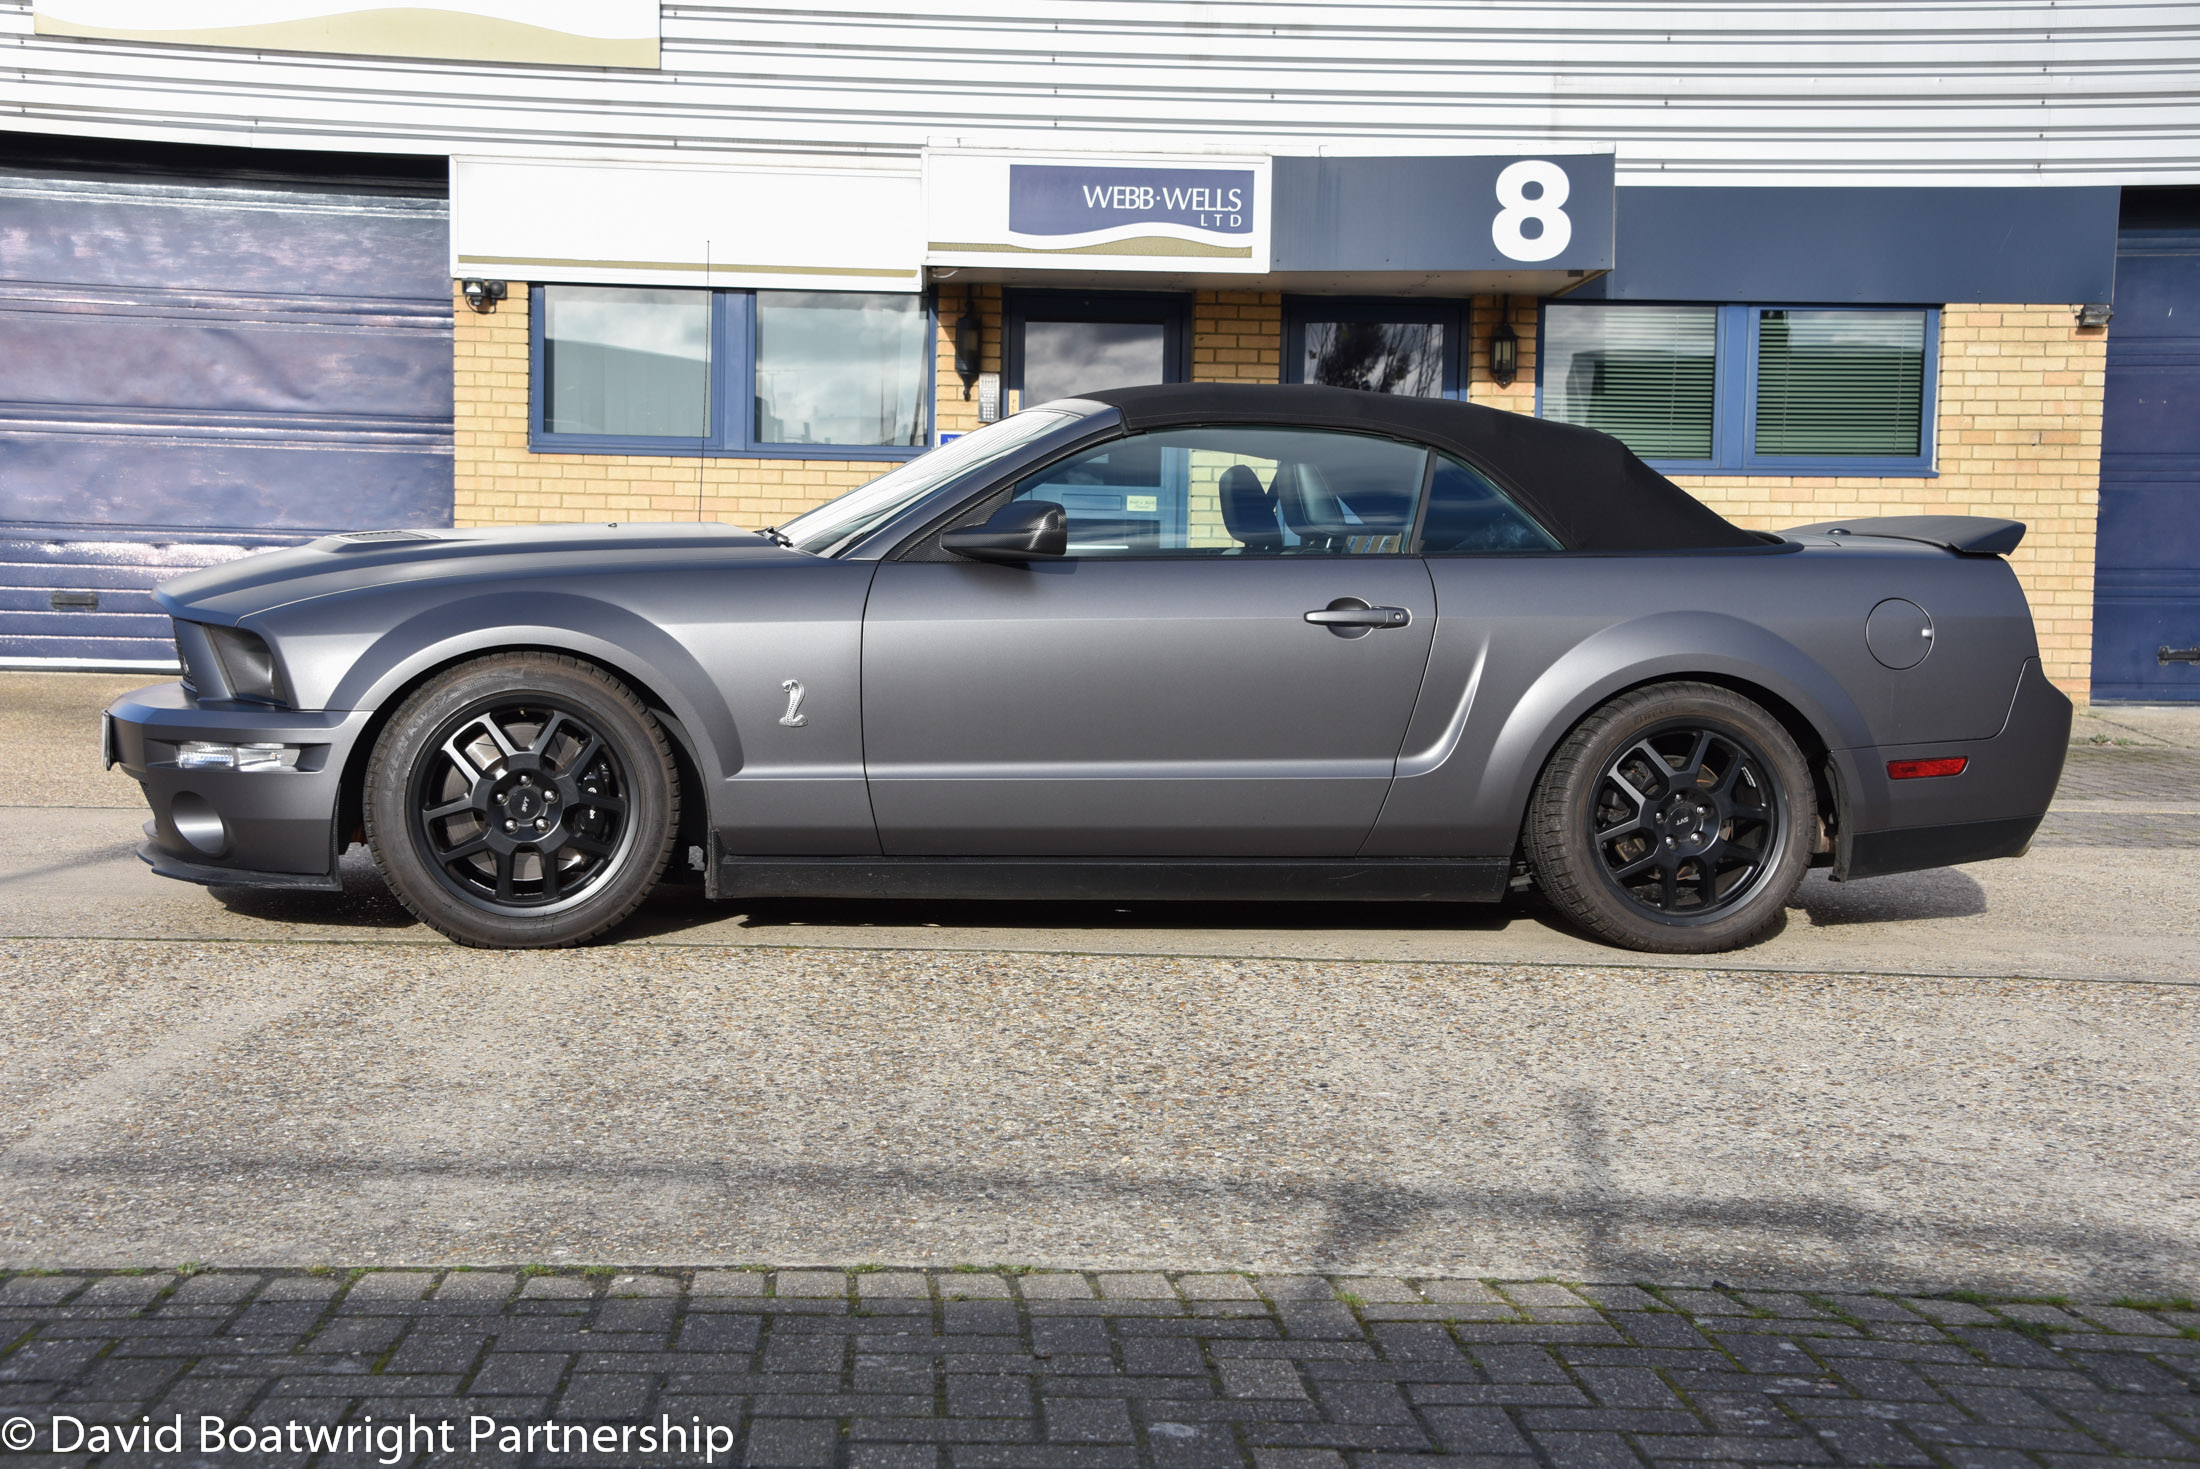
<box><xmin>1419</xmin><ymin>455</ymin><xmax>1559</xmax><ymax>554</ymax></box>
<box><xmin>1010</xmin><ymin>426</ymin><xmax>1428</xmax><ymax>557</ymax></box>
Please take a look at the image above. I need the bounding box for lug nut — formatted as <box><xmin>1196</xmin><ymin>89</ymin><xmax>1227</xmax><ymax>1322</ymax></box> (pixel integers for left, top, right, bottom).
<box><xmin>504</xmin><ymin>820</ymin><xmax>516</xmax><ymax>832</ymax></box>
<box><xmin>535</xmin><ymin>818</ymin><xmax>547</xmax><ymax>831</ymax></box>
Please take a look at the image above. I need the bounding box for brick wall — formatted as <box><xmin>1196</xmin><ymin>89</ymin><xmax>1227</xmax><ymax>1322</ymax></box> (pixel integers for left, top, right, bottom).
<box><xmin>1667</xmin><ymin>305</ymin><xmax>2104</xmax><ymax>699</ymax></box>
<box><xmin>454</xmin><ymin>286</ymin><xmax>2103</xmax><ymax>697</ymax></box>
<box><xmin>1192</xmin><ymin>290</ymin><xmax>1282</xmax><ymax>382</ymax></box>
<box><xmin>453</xmin><ymin>282</ymin><xmax>894</xmax><ymax>530</ymax></box>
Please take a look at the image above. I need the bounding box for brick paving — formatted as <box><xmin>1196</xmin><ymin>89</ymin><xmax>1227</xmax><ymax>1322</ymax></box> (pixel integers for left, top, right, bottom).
<box><xmin>2</xmin><ymin>1271</ymin><xmax>2196</xmax><ymax>1467</ymax></box>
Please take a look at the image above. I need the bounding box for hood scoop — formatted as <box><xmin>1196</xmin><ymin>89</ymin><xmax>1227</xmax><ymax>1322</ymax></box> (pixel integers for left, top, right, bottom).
<box><xmin>327</xmin><ymin>529</ymin><xmax>443</xmax><ymax>551</ymax></box>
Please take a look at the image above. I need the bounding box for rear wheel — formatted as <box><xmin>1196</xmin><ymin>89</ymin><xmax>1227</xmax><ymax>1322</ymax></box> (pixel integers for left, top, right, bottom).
<box><xmin>1524</xmin><ymin>682</ymin><xmax>1814</xmax><ymax>953</ymax></box>
<box><xmin>364</xmin><ymin>653</ymin><xmax>678</xmax><ymax>948</ymax></box>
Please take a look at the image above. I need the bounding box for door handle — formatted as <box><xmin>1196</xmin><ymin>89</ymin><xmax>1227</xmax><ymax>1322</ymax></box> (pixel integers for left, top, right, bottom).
<box><xmin>1304</xmin><ymin>602</ymin><xmax>1411</xmax><ymax>628</ymax></box>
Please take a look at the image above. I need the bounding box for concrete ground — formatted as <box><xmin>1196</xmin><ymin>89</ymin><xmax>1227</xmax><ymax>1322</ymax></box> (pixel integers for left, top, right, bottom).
<box><xmin>2</xmin><ymin>672</ymin><xmax>2197</xmax><ymax>1298</ymax></box>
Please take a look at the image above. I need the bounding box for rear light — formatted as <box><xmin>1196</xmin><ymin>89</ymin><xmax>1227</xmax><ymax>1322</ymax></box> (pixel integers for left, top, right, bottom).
<box><xmin>1888</xmin><ymin>756</ymin><xmax>1968</xmax><ymax>780</ymax></box>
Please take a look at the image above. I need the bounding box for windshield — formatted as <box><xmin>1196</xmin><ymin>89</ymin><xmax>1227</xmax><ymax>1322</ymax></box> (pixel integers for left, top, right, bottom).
<box><xmin>774</xmin><ymin>411</ymin><xmax>1078</xmax><ymax>556</ymax></box>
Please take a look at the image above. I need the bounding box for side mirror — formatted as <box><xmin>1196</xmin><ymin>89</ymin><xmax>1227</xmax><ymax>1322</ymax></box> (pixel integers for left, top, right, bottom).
<box><xmin>942</xmin><ymin>500</ymin><xmax>1068</xmax><ymax>564</ymax></box>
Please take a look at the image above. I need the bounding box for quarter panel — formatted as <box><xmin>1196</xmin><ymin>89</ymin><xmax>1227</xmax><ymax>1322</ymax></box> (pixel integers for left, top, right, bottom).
<box><xmin>1366</xmin><ymin>545</ymin><xmax>2041</xmax><ymax>858</ymax></box>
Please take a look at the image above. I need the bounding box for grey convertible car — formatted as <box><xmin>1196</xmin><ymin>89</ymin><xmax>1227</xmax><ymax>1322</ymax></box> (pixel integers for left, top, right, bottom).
<box><xmin>105</xmin><ymin>383</ymin><xmax>2069</xmax><ymax>953</ymax></box>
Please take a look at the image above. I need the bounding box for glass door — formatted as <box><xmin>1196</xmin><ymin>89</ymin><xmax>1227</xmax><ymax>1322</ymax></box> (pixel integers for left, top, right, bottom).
<box><xmin>1006</xmin><ymin>291</ymin><xmax>1188</xmax><ymax>413</ymax></box>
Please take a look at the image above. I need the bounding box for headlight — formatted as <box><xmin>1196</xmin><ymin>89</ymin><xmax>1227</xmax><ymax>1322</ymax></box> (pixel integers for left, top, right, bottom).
<box><xmin>204</xmin><ymin>624</ymin><xmax>288</xmax><ymax>705</ymax></box>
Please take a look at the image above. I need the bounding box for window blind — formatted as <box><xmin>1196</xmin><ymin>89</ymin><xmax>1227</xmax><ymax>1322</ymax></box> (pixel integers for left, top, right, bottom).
<box><xmin>1541</xmin><ymin>305</ymin><xmax>1716</xmax><ymax>460</ymax></box>
<box><xmin>1754</xmin><ymin>309</ymin><xmax>1926</xmax><ymax>457</ymax></box>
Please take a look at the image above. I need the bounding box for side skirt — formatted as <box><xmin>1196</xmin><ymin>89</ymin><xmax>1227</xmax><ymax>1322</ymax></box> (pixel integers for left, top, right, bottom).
<box><xmin>707</xmin><ymin>846</ymin><xmax>1511</xmax><ymax>905</ymax></box>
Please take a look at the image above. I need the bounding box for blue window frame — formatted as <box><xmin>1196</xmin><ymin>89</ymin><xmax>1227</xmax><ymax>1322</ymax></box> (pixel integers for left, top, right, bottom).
<box><xmin>1536</xmin><ymin>302</ymin><xmax>1939</xmax><ymax>476</ymax></box>
<box><xmin>529</xmin><ymin>286</ymin><xmax>933</xmax><ymax>461</ymax></box>
<box><xmin>1283</xmin><ymin>298</ymin><xmax>1465</xmax><ymax>398</ymax></box>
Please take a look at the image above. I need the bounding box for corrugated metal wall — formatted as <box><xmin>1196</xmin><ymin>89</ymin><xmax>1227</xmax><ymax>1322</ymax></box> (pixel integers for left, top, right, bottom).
<box><xmin>1</xmin><ymin>2</ymin><xmax>2196</xmax><ymax>186</ymax></box>
<box><xmin>0</xmin><ymin>168</ymin><xmax>453</xmax><ymax>666</ymax></box>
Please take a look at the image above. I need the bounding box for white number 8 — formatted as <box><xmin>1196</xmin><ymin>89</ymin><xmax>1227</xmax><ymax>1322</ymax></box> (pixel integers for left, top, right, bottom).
<box><xmin>1492</xmin><ymin>160</ymin><xmax>1572</xmax><ymax>263</ymax></box>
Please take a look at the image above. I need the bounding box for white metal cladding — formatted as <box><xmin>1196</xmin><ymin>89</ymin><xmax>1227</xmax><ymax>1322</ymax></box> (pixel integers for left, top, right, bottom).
<box><xmin>2</xmin><ymin>2</ymin><xmax>2198</xmax><ymax>186</ymax></box>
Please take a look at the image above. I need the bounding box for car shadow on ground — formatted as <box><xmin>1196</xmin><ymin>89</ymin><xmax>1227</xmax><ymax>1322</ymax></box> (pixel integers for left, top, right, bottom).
<box><xmin>202</xmin><ymin>848</ymin><xmax>1991</xmax><ymax>948</ymax></box>
<box><xmin>1790</xmin><ymin>866</ymin><xmax>1990</xmax><ymax>925</ymax></box>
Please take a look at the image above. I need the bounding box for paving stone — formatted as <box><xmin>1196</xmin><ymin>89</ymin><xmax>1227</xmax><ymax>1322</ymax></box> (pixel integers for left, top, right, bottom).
<box><xmin>0</xmin><ymin>1276</ymin><xmax>85</xmax><ymax>1305</ymax></box>
<box><xmin>1046</xmin><ymin>1397</ymin><xmax>1136</xmax><ymax>1442</ymax></box>
<box><xmin>748</xmin><ymin>1417</ymin><xmax>841</xmax><ymax>1467</ymax></box>
<box><xmin>1525</xmin><ymin>1430</ymin><xmax>1646</xmax><ymax>1467</ymax></box>
<box><xmin>695</xmin><ymin>1271</ymin><xmax>769</xmax><ymax>1296</ymax></box>
<box><xmin>1177</xmin><ymin>1275</ymin><xmax>1259</xmax><ymax>1301</ymax></box>
<box><xmin>775</xmin><ymin>1271</ymin><xmax>849</xmax><ymax>1299</ymax></box>
<box><xmin>1333</xmin><ymin>1278</ymin><xmax>1421</xmax><ymax>1305</ymax></box>
<box><xmin>1417</xmin><ymin>1280</ymin><xmax>1506</xmax><ymax>1306</ymax></box>
<box><xmin>606</xmin><ymin>1271</ymin><xmax>683</xmax><ymax>1297</ymax></box>
<box><xmin>2074</xmin><ymin>1305</ymin><xmax>2181</xmax><ymax>1335</ymax></box>
<box><xmin>1899</xmin><ymin>1298</ymin><xmax>1996</xmax><ymax>1325</ymax></box>
<box><xmin>943</xmin><ymin>1276</ymin><xmax>1016</xmax><ymax>1300</ymax></box>
<box><xmin>862</xmin><ymin>1272</ymin><xmax>934</xmax><ymax>1299</ymax></box>
<box><xmin>257</xmin><ymin>1276</ymin><xmax>342</xmax><ymax>1302</ymax></box>
<box><xmin>1097</xmin><ymin>1274</ymin><xmax>1176</xmax><ymax>1301</ymax></box>
<box><xmin>78</xmin><ymin>1276</ymin><xmax>167</xmax><ymax>1305</ymax></box>
<box><xmin>1250</xmin><ymin>1452</ymin><xmax>1345</xmax><ymax>1469</ymax></box>
<box><xmin>1662</xmin><ymin>1290</ymin><xmax>1749</xmax><ymax>1316</ymax></box>
<box><xmin>855</xmin><ymin>1447</ymin><xmax>942</xmax><ymax>1469</ymax></box>
<box><xmin>1996</xmin><ymin>1304</ymin><xmax>2093</xmax><ymax>1331</ymax></box>
<box><xmin>1259</xmin><ymin>1277</ymin><xmax>1336</xmax><ymax>1302</ymax></box>
<box><xmin>1023</xmin><ymin>1275</ymin><xmax>1098</xmax><ymax>1301</ymax></box>
<box><xmin>170</xmin><ymin>1273</ymin><xmax>258</xmax><ymax>1304</ymax></box>
<box><xmin>1220</xmin><ymin>1359</ymin><xmax>1307</xmax><ymax>1399</ymax></box>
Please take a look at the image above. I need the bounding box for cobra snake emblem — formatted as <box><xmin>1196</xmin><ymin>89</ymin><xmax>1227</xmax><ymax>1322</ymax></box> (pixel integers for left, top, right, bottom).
<box><xmin>778</xmin><ymin>679</ymin><xmax>809</xmax><ymax>728</ymax></box>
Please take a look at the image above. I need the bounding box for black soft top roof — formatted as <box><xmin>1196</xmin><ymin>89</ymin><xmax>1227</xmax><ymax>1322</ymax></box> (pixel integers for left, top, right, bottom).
<box><xmin>1078</xmin><ymin>383</ymin><xmax>1763</xmax><ymax>552</ymax></box>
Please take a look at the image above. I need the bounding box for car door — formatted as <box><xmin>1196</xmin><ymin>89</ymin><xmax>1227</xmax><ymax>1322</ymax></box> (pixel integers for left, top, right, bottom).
<box><xmin>861</xmin><ymin>424</ymin><xmax>1438</xmax><ymax>856</ymax></box>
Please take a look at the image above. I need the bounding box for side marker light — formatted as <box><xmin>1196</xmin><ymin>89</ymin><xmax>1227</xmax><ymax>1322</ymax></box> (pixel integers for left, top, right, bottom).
<box><xmin>1888</xmin><ymin>757</ymin><xmax>1968</xmax><ymax>780</ymax></box>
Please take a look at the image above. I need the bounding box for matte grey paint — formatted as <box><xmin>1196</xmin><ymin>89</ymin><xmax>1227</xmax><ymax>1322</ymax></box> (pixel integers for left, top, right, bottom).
<box><xmin>107</xmin><ymin>402</ymin><xmax>2069</xmax><ymax>909</ymax></box>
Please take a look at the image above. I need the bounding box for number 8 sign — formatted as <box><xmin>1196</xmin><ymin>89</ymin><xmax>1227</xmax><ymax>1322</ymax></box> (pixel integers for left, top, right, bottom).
<box><xmin>1492</xmin><ymin>160</ymin><xmax>1573</xmax><ymax>263</ymax></box>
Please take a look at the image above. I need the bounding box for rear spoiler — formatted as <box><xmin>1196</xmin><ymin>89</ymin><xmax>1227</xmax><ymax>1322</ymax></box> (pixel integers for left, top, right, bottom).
<box><xmin>1782</xmin><ymin>515</ymin><xmax>2025</xmax><ymax>556</ymax></box>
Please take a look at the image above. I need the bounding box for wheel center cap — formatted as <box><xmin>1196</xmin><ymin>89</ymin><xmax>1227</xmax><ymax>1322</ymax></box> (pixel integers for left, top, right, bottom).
<box><xmin>503</xmin><ymin>788</ymin><xmax>540</xmax><ymax>820</ymax></box>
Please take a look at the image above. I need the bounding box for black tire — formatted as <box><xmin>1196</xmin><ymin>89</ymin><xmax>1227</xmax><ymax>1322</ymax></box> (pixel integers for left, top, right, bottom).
<box><xmin>1524</xmin><ymin>682</ymin><xmax>1814</xmax><ymax>954</ymax></box>
<box><xmin>364</xmin><ymin>652</ymin><xmax>679</xmax><ymax>948</ymax></box>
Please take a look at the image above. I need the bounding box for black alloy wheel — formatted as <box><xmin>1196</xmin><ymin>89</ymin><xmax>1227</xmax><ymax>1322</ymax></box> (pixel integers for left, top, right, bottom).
<box><xmin>409</xmin><ymin>701</ymin><xmax>630</xmax><ymax>911</ymax></box>
<box><xmin>1524</xmin><ymin>682</ymin><xmax>1815</xmax><ymax>953</ymax></box>
<box><xmin>365</xmin><ymin>653</ymin><xmax>678</xmax><ymax>948</ymax></box>
<box><xmin>1590</xmin><ymin>722</ymin><xmax>1782</xmax><ymax>919</ymax></box>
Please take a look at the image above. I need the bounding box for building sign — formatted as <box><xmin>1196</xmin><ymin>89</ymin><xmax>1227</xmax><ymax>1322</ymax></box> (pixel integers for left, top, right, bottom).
<box><xmin>33</xmin><ymin>0</ymin><xmax>660</xmax><ymax>69</ymax></box>
<box><xmin>1268</xmin><ymin>153</ymin><xmax>1616</xmax><ymax>277</ymax></box>
<box><xmin>927</xmin><ymin>151</ymin><xmax>1273</xmax><ymax>274</ymax></box>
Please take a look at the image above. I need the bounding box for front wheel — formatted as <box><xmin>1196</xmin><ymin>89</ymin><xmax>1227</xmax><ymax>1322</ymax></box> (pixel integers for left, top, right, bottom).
<box><xmin>1524</xmin><ymin>682</ymin><xmax>1814</xmax><ymax>953</ymax></box>
<box><xmin>364</xmin><ymin>652</ymin><xmax>679</xmax><ymax>948</ymax></box>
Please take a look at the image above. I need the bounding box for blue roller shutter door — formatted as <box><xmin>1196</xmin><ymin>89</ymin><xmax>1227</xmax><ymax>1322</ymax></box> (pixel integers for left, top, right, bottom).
<box><xmin>2093</xmin><ymin>219</ymin><xmax>2200</xmax><ymax>700</ymax></box>
<box><xmin>0</xmin><ymin>170</ymin><xmax>452</xmax><ymax>667</ymax></box>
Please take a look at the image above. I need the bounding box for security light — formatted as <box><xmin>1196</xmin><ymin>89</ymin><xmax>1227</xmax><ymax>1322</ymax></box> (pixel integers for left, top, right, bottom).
<box><xmin>461</xmin><ymin>278</ymin><xmax>508</xmax><ymax>314</ymax></box>
<box><xmin>954</xmin><ymin>309</ymin><xmax>984</xmax><ymax>397</ymax></box>
<box><xmin>1489</xmin><ymin>301</ymin><xmax>1520</xmax><ymax>388</ymax></box>
<box><xmin>2075</xmin><ymin>303</ymin><xmax>2113</xmax><ymax>328</ymax></box>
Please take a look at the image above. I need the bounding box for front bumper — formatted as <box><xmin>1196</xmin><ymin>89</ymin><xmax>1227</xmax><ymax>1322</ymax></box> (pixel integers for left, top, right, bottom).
<box><xmin>106</xmin><ymin>682</ymin><xmax>373</xmax><ymax>890</ymax></box>
<box><xmin>1830</xmin><ymin>657</ymin><xmax>2073</xmax><ymax>881</ymax></box>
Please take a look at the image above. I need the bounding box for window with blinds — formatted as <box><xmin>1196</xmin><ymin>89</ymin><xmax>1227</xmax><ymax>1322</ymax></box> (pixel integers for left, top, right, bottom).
<box><xmin>1754</xmin><ymin>309</ymin><xmax>1927</xmax><ymax>457</ymax></box>
<box><xmin>1540</xmin><ymin>305</ymin><xmax>1717</xmax><ymax>461</ymax></box>
<box><xmin>1537</xmin><ymin>303</ymin><xmax>1937</xmax><ymax>473</ymax></box>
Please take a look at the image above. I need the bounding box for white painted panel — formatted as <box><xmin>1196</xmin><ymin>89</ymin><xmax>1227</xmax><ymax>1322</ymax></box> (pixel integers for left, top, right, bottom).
<box><xmin>33</xmin><ymin>0</ymin><xmax>660</xmax><ymax>67</ymax></box>
<box><xmin>3</xmin><ymin>2</ymin><xmax>2198</xmax><ymax>187</ymax></box>
<box><xmin>450</xmin><ymin>157</ymin><xmax>923</xmax><ymax>292</ymax></box>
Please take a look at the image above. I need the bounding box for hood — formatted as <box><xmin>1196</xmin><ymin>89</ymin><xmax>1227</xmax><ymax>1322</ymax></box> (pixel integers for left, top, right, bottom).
<box><xmin>157</xmin><ymin>522</ymin><xmax>794</xmax><ymax>623</ymax></box>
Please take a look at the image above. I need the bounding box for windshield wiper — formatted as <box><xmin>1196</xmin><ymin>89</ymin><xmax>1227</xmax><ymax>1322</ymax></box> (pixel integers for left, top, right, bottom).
<box><xmin>757</xmin><ymin>525</ymin><xmax>795</xmax><ymax>548</ymax></box>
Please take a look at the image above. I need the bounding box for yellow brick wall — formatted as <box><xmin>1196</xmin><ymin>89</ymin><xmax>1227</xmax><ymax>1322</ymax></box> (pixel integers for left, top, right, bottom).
<box><xmin>455</xmin><ymin>286</ymin><xmax>2103</xmax><ymax>696</ymax></box>
<box><xmin>1666</xmin><ymin>305</ymin><xmax>2104</xmax><ymax>700</ymax></box>
<box><xmin>1192</xmin><ymin>290</ymin><xmax>1282</xmax><ymax>382</ymax></box>
<box><xmin>453</xmin><ymin>282</ymin><xmax>899</xmax><ymax>529</ymax></box>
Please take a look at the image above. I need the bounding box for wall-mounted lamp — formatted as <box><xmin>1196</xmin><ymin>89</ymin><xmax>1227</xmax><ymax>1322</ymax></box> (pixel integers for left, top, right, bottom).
<box><xmin>2075</xmin><ymin>303</ymin><xmax>2114</xmax><ymax>328</ymax></box>
<box><xmin>1489</xmin><ymin>299</ymin><xmax>1520</xmax><ymax>388</ymax></box>
<box><xmin>461</xmin><ymin>278</ymin><xmax>508</xmax><ymax>314</ymax></box>
<box><xmin>954</xmin><ymin>309</ymin><xmax>984</xmax><ymax>398</ymax></box>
